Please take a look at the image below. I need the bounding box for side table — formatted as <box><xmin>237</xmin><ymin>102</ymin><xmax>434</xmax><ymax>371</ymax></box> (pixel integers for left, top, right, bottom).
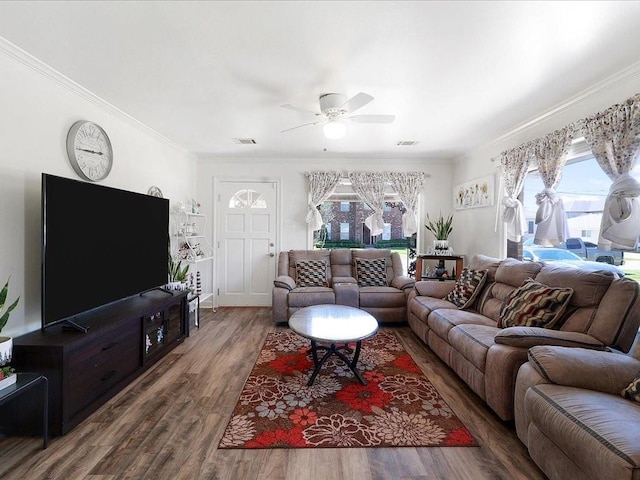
<box><xmin>188</xmin><ymin>293</ymin><xmax>200</xmax><ymax>328</ymax></box>
<box><xmin>0</xmin><ymin>373</ymin><xmax>48</xmax><ymax>449</ymax></box>
<box><xmin>415</xmin><ymin>254</ymin><xmax>464</xmax><ymax>281</ymax></box>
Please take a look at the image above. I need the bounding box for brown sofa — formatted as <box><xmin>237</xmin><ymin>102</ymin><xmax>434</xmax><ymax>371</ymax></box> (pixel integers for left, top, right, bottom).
<box><xmin>515</xmin><ymin>345</ymin><xmax>640</xmax><ymax>480</ymax></box>
<box><xmin>407</xmin><ymin>254</ymin><xmax>640</xmax><ymax>421</ymax></box>
<box><xmin>272</xmin><ymin>249</ymin><xmax>415</xmax><ymax>324</ymax></box>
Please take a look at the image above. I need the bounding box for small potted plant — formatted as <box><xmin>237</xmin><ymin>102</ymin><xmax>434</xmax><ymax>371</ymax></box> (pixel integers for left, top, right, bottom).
<box><xmin>425</xmin><ymin>213</ymin><xmax>453</xmax><ymax>250</ymax></box>
<box><xmin>0</xmin><ymin>278</ymin><xmax>20</xmax><ymax>389</ymax></box>
<box><xmin>168</xmin><ymin>254</ymin><xmax>190</xmax><ymax>291</ymax></box>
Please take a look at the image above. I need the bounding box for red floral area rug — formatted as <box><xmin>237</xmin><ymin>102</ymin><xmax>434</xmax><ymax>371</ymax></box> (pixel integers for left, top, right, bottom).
<box><xmin>218</xmin><ymin>330</ymin><xmax>476</xmax><ymax>449</ymax></box>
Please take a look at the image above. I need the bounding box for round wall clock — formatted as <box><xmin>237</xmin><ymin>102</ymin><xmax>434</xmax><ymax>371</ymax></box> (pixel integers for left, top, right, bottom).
<box><xmin>66</xmin><ymin>120</ymin><xmax>113</xmax><ymax>181</ymax></box>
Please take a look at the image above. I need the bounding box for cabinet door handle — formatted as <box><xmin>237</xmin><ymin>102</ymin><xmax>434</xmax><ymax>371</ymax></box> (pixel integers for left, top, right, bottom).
<box><xmin>101</xmin><ymin>370</ymin><xmax>117</xmax><ymax>382</ymax></box>
<box><xmin>102</xmin><ymin>342</ymin><xmax>118</xmax><ymax>351</ymax></box>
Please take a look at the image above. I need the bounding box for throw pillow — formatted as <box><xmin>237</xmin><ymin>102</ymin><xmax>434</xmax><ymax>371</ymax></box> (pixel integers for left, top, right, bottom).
<box><xmin>295</xmin><ymin>260</ymin><xmax>328</xmax><ymax>287</ymax></box>
<box><xmin>444</xmin><ymin>268</ymin><xmax>488</xmax><ymax>309</ymax></box>
<box><xmin>622</xmin><ymin>372</ymin><xmax>640</xmax><ymax>403</ymax></box>
<box><xmin>355</xmin><ymin>258</ymin><xmax>387</xmax><ymax>287</ymax></box>
<box><xmin>498</xmin><ymin>279</ymin><xmax>573</xmax><ymax>329</ymax></box>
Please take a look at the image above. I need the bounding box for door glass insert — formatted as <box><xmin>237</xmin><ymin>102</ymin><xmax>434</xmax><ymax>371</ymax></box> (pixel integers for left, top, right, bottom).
<box><xmin>229</xmin><ymin>189</ymin><xmax>267</xmax><ymax>209</ymax></box>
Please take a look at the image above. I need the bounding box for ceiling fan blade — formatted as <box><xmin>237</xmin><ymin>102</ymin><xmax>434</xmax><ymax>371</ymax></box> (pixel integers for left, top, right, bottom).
<box><xmin>348</xmin><ymin>114</ymin><xmax>396</xmax><ymax>124</ymax></box>
<box><xmin>281</xmin><ymin>120</ymin><xmax>325</xmax><ymax>133</ymax></box>
<box><xmin>281</xmin><ymin>104</ymin><xmax>321</xmax><ymax>116</ymax></box>
<box><xmin>341</xmin><ymin>92</ymin><xmax>374</xmax><ymax>113</ymax></box>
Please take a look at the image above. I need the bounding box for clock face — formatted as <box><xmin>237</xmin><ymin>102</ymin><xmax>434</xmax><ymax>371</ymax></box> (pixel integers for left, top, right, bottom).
<box><xmin>66</xmin><ymin>121</ymin><xmax>113</xmax><ymax>181</ymax></box>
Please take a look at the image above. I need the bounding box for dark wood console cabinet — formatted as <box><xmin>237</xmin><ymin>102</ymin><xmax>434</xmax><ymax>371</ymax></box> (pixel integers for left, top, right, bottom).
<box><xmin>12</xmin><ymin>290</ymin><xmax>189</xmax><ymax>436</ymax></box>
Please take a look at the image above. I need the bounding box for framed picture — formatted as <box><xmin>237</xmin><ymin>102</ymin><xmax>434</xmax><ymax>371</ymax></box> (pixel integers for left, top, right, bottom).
<box><xmin>453</xmin><ymin>174</ymin><xmax>495</xmax><ymax>210</ymax></box>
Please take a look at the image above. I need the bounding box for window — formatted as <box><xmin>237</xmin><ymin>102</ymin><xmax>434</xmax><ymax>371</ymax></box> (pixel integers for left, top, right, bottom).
<box><xmin>523</xmin><ymin>154</ymin><xmax>610</xmax><ymax>243</ymax></box>
<box><xmin>340</xmin><ymin>223</ymin><xmax>350</xmax><ymax>240</ymax></box>
<box><xmin>311</xmin><ymin>178</ymin><xmax>412</xmax><ymax>273</ymax></box>
<box><xmin>581</xmin><ymin>230</ymin><xmax>592</xmax><ymax>238</ymax></box>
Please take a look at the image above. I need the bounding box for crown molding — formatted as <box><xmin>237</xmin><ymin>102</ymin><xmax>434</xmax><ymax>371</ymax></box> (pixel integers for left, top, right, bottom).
<box><xmin>486</xmin><ymin>60</ymin><xmax>640</xmax><ymax>148</ymax></box>
<box><xmin>0</xmin><ymin>36</ymin><xmax>189</xmax><ymax>154</ymax></box>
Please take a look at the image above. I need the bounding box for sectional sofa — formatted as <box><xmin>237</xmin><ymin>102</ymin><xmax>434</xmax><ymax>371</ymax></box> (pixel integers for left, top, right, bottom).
<box><xmin>407</xmin><ymin>254</ymin><xmax>640</xmax><ymax>422</ymax></box>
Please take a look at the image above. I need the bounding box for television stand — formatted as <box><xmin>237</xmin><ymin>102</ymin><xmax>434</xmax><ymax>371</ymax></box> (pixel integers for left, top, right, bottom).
<box><xmin>12</xmin><ymin>290</ymin><xmax>189</xmax><ymax>436</ymax></box>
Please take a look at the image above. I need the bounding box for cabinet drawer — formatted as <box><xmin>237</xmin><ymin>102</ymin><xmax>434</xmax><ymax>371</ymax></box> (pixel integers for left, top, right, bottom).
<box><xmin>67</xmin><ymin>328</ymin><xmax>140</xmax><ymax>417</ymax></box>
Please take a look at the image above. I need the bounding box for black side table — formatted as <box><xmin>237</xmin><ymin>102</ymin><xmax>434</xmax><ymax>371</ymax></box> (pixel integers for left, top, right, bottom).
<box><xmin>0</xmin><ymin>373</ymin><xmax>48</xmax><ymax>449</ymax></box>
<box><xmin>188</xmin><ymin>293</ymin><xmax>200</xmax><ymax>328</ymax></box>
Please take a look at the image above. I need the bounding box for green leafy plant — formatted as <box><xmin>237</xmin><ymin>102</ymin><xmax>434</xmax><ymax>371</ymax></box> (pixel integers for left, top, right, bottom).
<box><xmin>425</xmin><ymin>213</ymin><xmax>453</xmax><ymax>240</ymax></box>
<box><xmin>0</xmin><ymin>278</ymin><xmax>19</xmax><ymax>334</ymax></box>
<box><xmin>0</xmin><ymin>366</ymin><xmax>14</xmax><ymax>380</ymax></box>
<box><xmin>168</xmin><ymin>254</ymin><xmax>190</xmax><ymax>283</ymax></box>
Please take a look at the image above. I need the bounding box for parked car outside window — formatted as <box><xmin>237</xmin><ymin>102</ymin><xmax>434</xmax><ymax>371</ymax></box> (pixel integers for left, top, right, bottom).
<box><xmin>522</xmin><ymin>247</ymin><xmax>625</xmax><ymax>277</ymax></box>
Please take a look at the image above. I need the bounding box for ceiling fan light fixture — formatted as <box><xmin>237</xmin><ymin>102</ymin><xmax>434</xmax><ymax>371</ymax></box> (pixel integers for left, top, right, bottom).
<box><xmin>323</xmin><ymin>120</ymin><xmax>346</xmax><ymax>139</ymax></box>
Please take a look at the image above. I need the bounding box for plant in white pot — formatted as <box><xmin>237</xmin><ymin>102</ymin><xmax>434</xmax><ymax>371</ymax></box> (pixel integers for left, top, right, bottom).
<box><xmin>425</xmin><ymin>213</ymin><xmax>453</xmax><ymax>250</ymax></box>
<box><xmin>168</xmin><ymin>254</ymin><xmax>190</xmax><ymax>291</ymax></box>
<box><xmin>0</xmin><ymin>278</ymin><xmax>20</xmax><ymax>389</ymax></box>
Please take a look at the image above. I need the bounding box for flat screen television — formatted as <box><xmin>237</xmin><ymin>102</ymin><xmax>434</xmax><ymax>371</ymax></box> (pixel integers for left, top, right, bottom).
<box><xmin>42</xmin><ymin>173</ymin><xmax>169</xmax><ymax>331</ymax></box>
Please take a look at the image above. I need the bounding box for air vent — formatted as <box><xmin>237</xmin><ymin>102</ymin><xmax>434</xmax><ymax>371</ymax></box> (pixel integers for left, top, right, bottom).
<box><xmin>396</xmin><ymin>141</ymin><xmax>418</xmax><ymax>146</ymax></box>
<box><xmin>232</xmin><ymin>138</ymin><xmax>257</xmax><ymax>145</ymax></box>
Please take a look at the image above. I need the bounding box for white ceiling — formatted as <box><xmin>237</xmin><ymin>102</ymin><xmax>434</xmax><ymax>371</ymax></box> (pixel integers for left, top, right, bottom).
<box><xmin>2</xmin><ymin>1</ymin><xmax>640</xmax><ymax>160</ymax></box>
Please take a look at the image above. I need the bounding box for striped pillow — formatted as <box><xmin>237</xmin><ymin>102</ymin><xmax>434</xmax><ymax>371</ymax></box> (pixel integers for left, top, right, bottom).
<box><xmin>622</xmin><ymin>372</ymin><xmax>640</xmax><ymax>403</ymax></box>
<box><xmin>499</xmin><ymin>279</ymin><xmax>573</xmax><ymax>329</ymax></box>
<box><xmin>444</xmin><ymin>268</ymin><xmax>488</xmax><ymax>309</ymax></box>
<box><xmin>355</xmin><ymin>258</ymin><xmax>388</xmax><ymax>287</ymax></box>
<box><xmin>295</xmin><ymin>260</ymin><xmax>328</xmax><ymax>287</ymax></box>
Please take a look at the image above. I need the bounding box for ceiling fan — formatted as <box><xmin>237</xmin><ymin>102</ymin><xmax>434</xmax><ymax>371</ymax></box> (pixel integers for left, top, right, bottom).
<box><xmin>281</xmin><ymin>92</ymin><xmax>395</xmax><ymax>139</ymax></box>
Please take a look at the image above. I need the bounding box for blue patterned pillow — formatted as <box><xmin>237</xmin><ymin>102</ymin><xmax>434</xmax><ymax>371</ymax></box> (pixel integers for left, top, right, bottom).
<box><xmin>355</xmin><ymin>258</ymin><xmax>387</xmax><ymax>287</ymax></box>
<box><xmin>295</xmin><ymin>260</ymin><xmax>328</xmax><ymax>287</ymax></box>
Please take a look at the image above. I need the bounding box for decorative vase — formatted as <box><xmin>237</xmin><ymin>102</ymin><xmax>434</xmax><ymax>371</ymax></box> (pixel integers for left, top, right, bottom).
<box><xmin>434</xmin><ymin>239</ymin><xmax>449</xmax><ymax>250</ymax></box>
<box><xmin>0</xmin><ymin>336</ymin><xmax>12</xmax><ymax>366</ymax></box>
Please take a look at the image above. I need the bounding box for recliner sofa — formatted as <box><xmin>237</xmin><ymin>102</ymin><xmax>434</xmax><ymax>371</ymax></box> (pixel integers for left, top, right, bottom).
<box><xmin>407</xmin><ymin>254</ymin><xmax>640</xmax><ymax>421</ymax></box>
<box><xmin>272</xmin><ymin>249</ymin><xmax>414</xmax><ymax>323</ymax></box>
<box><xmin>515</xmin><ymin>345</ymin><xmax>640</xmax><ymax>480</ymax></box>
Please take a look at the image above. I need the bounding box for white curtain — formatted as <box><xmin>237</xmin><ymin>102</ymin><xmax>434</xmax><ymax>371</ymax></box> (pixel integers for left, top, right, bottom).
<box><xmin>582</xmin><ymin>94</ymin><xmax>640</xmax><ymax>250</ymax></box>
<box><xmin>348</xmin><ymin>172</ymin><xmax>387</xmax><ymax>236</ymax></box>
<box><xmin>306</xmin><ymin>171</ymin><xmax>342</xmax><ymax>231</ymax></box>
<box><xmin>500</xmin><ymin>144</ymin><xmax>532</xmax><ymax>242</ymax></box>
<box><xmin>386</xmin><ymin>172</ymin><xmax>425</xmax><ymax>236</ymax></box>
<box><xmin>532</xmin><ymin>126</ymin><xmax>574</xmax><ymax>246</ymax></box>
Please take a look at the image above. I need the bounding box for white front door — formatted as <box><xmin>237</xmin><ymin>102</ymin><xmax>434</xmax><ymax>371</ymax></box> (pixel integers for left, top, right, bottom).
<box><xmin>216</xmin><ymin>180</ymin><xmax>278</xmax><ymax>306</ymax></box>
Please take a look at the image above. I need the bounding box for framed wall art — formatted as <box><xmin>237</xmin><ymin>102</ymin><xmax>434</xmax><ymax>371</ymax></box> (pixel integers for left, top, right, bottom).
<box><xmin>453</xmin><ymin>174</ymin><xmax>495</xmax><ymax>210</ymax></box>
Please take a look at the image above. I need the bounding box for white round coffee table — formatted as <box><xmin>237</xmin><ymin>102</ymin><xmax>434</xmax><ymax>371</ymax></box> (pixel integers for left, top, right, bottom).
<box><xmin>288</xmin><ymin>304</ymin><xmax>378</xmax><ymax>386</ymax></box>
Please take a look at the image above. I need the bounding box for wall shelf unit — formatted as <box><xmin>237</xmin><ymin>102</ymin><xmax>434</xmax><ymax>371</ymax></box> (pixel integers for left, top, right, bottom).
<box><xmin>173</xmin><ymin>208</ymin><xmax>214</xmax><ymax>308</ymax></box>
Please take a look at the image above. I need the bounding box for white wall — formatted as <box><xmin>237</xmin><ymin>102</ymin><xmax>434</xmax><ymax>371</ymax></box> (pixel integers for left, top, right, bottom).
<box><xmin>0</xmin><ymin>43</ymin><xmax>196</xmax><ymax>337</ymax></box>
<box><xmin>452</xmin><ymin>66</ymin><xmax>640</xmax><ymax>260</ymax></box>
<box><xmin>196</xmin><ymin>156</ymin><xmax>453</xmax><ymax>296</ymax></box>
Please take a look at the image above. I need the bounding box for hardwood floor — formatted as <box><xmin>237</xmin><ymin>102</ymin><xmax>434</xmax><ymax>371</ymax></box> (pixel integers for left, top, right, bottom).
<box><xmin>0</xmin><ymin>308</ymin><xmax>546</xmax><ymax>479</ymax></box>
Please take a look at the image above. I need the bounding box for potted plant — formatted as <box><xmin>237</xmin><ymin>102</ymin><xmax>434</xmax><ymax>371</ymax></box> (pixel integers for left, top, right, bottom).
<box><xmin>425</xmin><ymin>213</ymin><xmax>453</xmax><ymax>250</ymax></box>
<box><xmin>0</xmin><ymin>278</ymin><xmax>20</xmax><ymax>389</ymax></box>
<box><xmin>168</xmin><ymin>254</ymin><xmax>190</xmax><ymax>290</ymax></box>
